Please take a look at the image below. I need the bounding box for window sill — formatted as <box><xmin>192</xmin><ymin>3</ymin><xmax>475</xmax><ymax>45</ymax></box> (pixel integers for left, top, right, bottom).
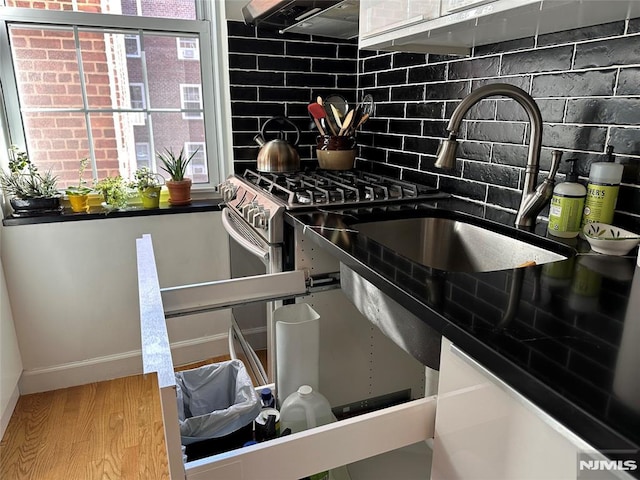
<box><xmin>2</xmin><ymin>197</ymin><xmax>224</xmax><ymax>226</ymax></box>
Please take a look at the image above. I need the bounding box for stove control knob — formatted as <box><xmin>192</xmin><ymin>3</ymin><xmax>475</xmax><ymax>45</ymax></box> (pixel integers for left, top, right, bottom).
<box><xmin>219</xmin><ymin>181</ymin><xmax>237</xmax><ymax>202</ymax></box>
<box><xmin>252</xmin><ymin>208</ymin><xmax>267</xmax><ymax>228</ymax></box>
<box><xmin>241</xmin><ymin>201</ymin><xmax>257</xmax><ymax>218</ymax></box>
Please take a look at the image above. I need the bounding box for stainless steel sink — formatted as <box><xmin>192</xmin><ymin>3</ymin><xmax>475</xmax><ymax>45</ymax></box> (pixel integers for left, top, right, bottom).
<box><xmin>353</xmin><ymin>217</ymin><xmax>569</xmax><ymax>272</ymax></box>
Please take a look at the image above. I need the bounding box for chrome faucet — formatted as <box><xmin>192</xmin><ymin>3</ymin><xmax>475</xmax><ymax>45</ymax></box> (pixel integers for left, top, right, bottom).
<box><xmin>435</xmin><ymin>83</ymin><xmax>560</xmax><ymax>228</ymax></box>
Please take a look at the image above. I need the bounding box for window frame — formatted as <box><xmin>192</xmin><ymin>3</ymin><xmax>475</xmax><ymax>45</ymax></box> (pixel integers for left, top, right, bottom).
<box><xmin>180</xmin><ymin>83</ymin><xmax>203</xmax><ymax>120</ymax></box>
<box><xmin>0</xmin><ymin>4</ymin><xmax>230</xmax><ymax>194</ymax></box>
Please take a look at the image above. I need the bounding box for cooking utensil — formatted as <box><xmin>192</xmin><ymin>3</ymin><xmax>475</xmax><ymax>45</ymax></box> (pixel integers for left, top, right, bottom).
<box><xmin>254</xmin><ymin>116</ymin><xmax>300</xmax><ymax>172</ymax></box>
<box><xmin>307</xmin><ymin>103</ymin><xmax>326</xmax><ymax>136</ymax></box>
<box><xmin>361</xmin><ymin>94</ymin><xmax>374</xmax><ymax>116</ymax></box>
<box><xmin>325</xmin><ymin>93</ymin><xmax>348</xmax><ymax>117</ymax></box>
<box><xmin>330</xmin><ymin>104</ymin><xmax>343</xmax><ymax>129</ymax></box>
<box><xmin>338</xmin><ymin>109</ymin><xmax>354</xmax><ymax>136</ymax></box>
<box><xmin>351</xmin><ymin>112</ymin><xmax>369</xmax><ymax>133</ymax></box>
<box><xmin>317</xmin><ymin>96</ymin><xmax>338</xmax><ymax>136</ymax></box>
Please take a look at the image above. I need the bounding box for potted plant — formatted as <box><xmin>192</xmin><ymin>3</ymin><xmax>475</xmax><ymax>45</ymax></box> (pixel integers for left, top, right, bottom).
<box><xmin>94</xmin><ymin>175</ymin><xmax>130</xmax><ymax>211</ymax></box>
<box><xmin>0</xmin><ymin>145</ymin><xmax>61</xmax><ymax>216</ymax></box>
<box><xmin>65</xmin><ymin>158</ymin><xmax>93</xmax><ymax>213</ymax></box>
<box><xmin>132</xmin><ymin>167</ymin><xmax>165</xmax><ymax>209</ymax></box>
<box><xmin>157</xmin><ymin>147</ymin><xmax>198</xmax><ymax>206</ymax></box>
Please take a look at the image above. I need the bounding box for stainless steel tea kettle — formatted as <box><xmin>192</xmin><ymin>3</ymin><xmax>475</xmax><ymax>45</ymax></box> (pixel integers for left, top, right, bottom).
<box><xmin>254</xmin><ymin>116</ymin><xmax>300</xmax><ymax>172</ymax></box>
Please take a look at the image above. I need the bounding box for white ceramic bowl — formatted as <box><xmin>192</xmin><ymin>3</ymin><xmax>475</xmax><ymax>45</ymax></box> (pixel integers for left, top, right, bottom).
<box><xmin>583</xmin><ymin>222</ymin><xmax>640</xmax><ymax>256</ymax></box>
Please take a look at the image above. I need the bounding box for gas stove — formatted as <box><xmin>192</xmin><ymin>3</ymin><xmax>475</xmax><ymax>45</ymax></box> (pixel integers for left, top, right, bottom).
<box><xmin>219</xmin><ymin>169</ymin><xmax>442</xmax><ymax>244</ymax></box>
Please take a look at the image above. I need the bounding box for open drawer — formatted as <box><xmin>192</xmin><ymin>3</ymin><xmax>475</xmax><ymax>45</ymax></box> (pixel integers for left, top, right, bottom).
<box><xmin>137</xmin><ymin>234</ymin><xmax>437</xmax><ymax>479</ymax></box>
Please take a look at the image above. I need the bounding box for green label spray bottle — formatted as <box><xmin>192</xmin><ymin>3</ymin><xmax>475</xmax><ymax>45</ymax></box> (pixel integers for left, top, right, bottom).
<box><xmin>548</xmin><ymin>158</ymin><xmax>586</xmax><ymax>238</ymax></box>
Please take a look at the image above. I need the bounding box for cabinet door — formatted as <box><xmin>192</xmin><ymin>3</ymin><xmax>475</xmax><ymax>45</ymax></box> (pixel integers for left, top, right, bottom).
<box><xmin>431</xmin><ymin>338</ymin><xmax>626</xmax><ymax>479</ymax></box>
<box><xmin>359</xmin><ymin>0</ymin><xmax>441</xmax><ymax>39</ymax></box>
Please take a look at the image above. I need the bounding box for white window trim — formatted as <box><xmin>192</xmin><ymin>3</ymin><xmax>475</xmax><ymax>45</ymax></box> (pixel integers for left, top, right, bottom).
<box><xmin>177</xmin><ymin>36</ymin><xmax>199</xmax><ymax>60</ymax></box>
<box><xmin>0</xmin><ymin>4</ymin><xmax>231</xmax><ymax>192</ymax></box>
<box><xmin>180</xmin><ymin>83</ymin><xmax>203</xmax><ymax>120</ymax></box>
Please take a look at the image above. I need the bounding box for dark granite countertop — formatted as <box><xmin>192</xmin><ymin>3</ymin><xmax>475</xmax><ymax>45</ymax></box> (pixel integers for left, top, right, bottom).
<box><xmin>285</xmin><ymin>198</ymin><xmax>640</xmax><ymax>473</ymax></box>
<box><xmin>2</xmin><ymin>198</ymin><xmax>224</xmax><ymax>226</ymax></box>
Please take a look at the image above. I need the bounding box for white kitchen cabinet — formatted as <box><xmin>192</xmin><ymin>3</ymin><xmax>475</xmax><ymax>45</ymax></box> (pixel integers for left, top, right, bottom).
<box><xmin>431</xmin><ymin>337</ymin><xmax>631</xmax><ymax>480</ymax></box>
<box><xmin>359</xmin><ymin>0</ymin><xmax>441</xmax><ymax>43</ymax></box>
<box><xmin>359</xmin><ymin>0</ymin><xmax>640</xmax><ymax>54</ymax></box>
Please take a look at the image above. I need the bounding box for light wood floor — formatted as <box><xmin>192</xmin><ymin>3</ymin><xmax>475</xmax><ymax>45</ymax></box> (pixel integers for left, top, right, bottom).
<box><xmin>0</xmin><ymin>374</ymin><xmax>169</xmax><ymax>480</ymax></box>
<box><xmin>0</xmin><ymin>352</ymin><xmax>265</xmax><ymax>480</ymax></box>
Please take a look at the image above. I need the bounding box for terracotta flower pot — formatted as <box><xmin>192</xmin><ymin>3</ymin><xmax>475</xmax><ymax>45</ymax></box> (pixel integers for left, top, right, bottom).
<box><xmin>166</xmin><ymin>178</ymin><xmax>192</xmax><ymax>206</ymax></box>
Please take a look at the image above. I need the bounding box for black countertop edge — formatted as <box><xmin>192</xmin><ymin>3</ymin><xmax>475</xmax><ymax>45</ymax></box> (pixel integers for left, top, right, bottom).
<box><xmin>284</xmin><ymin>201</ymin><xmax>640</xmax><ymax>473</ymax></box>
<box><xmin>2</xmin><ymin>198</ymin><xmax>224</xmax><ymax>226</ymax></box>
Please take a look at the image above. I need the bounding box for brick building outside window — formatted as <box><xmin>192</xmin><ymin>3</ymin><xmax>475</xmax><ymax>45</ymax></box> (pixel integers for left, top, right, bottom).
<box><xmin>0</xmin><ymin>0</ymin><xmax>218</xmax><ymax>189</ymax></box>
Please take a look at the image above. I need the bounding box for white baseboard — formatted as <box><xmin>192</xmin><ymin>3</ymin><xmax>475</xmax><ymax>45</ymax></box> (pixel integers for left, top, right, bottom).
<box><xmin>18</xmin><ymin>333</ymin><xmax>229</xmax><ymax>394</ymax></box>
<box><xmin>0</xmin><ymin>383</ymin><xmax>20</xmax><ymax>440</ymax></box>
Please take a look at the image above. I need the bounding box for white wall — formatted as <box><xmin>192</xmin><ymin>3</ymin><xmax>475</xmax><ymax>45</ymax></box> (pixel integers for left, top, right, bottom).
<box><xmin>225</xmin><ymin>0</ymin><xmax>245</xmax><ymax>21</ymax></box>
<box><xmin>1</xmin><ymin>211</ymin><xmax>231</xmax><ymax>394</ymax></box>
<box><xmin>0</xmin><ymin>222</ymin><xmax>22</xmax><ymax>438</ymax></box>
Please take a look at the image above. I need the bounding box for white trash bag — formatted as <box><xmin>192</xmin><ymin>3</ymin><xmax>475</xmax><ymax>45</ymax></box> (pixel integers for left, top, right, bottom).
<box><xmin>175</xmin><ymin>359</ymin><xmax>261</xmax><ymax>445</ymax></box>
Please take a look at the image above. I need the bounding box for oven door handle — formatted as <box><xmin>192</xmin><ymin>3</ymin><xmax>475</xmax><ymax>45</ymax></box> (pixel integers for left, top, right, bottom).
<box><xmin>221</xmin><ymin>207</ymin><xmax>270</xmax><ymax>263</ymax></box>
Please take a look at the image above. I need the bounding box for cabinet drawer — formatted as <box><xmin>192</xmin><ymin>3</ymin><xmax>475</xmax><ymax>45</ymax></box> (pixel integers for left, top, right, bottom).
<box><xmin>138</xmin><ymin>233</ymin><xmax>437</xmax><ymax>479</ymax></box>
<box><xmin>185</xmin><ymin>396</ymin><xmax>436</xmax><ymax>480</ymax></box>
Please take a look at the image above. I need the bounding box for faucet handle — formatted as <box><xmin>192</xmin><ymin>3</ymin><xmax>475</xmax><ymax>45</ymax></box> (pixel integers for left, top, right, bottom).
<box><xmin>548</xmin><ymin>150</ymin><xmax>562</xmax><ymax>180</ymax></box>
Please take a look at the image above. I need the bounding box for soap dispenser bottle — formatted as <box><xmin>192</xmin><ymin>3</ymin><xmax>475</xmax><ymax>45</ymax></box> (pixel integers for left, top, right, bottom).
<box><xmin>548</xmin><ymin>158</ymin><xmax>586</xmax><ymax>238</ymax></box>
<box><xmin>581</xmin><ymin>146</ymin><xmax>624</xmax><ymax>230</ymax></box>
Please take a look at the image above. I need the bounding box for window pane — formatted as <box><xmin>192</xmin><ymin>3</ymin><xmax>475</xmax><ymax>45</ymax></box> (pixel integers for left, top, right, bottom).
<box><xmin>22</xmin><ymin>112</ymin><xmax>89</xmax><ymax>189</ymax></box>
<box><xmin>6</xmin><ymin>0</ymin><xmax>197</xmax><ymax>19</ymax></box>
<box><xmin>150</xmin><ymin>112</ymin><xmax>205</xmax><ymax>184</ymax></box>
<box><xmin>79</xmin><ymin>30</ymin><xmax>119</xmax><ymax>110</ymax></box>
<box><xmin>10</xmin><ymin>26</ymin><xmax>84</xmax><ymax>109</ymax></box>
<box><xmin>144</xmin><ymin>34</ymin><xmax>202</xmax><ymax>110</ymax></box>
<box><xmin>185</xmin><ymin>142</ymin><xmax>207</xmax><ymax>184</ymax></box>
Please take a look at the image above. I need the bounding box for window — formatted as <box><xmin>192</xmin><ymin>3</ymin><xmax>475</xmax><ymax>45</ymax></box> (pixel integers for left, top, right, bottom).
<box><xmin>0</xmin><ymin>1</ymin><xmax>227</xmax><ymax>194</ymax></box>
<box><xmin>124</xmin><ymin>34</ymin><xmax>140</xmax><ymax>57</ymax></box>
<box><xmin>135</xmin><ymin>142</ymin><xmax>151</xmax><ymax>169</ymax></box>
<box><xmin>177</xmin><ymin>37</ymin><xmax>199</xmax><ymax>60</ymax></box>
<box><xmin>180</xmin><ymin>84</ymin><xmax>203</xmax><ymax>120</ymax></box>
<box><xmin>185</xmin><ymin>141</ymin><xmax>206</xmax><ymax>183</ymax></box>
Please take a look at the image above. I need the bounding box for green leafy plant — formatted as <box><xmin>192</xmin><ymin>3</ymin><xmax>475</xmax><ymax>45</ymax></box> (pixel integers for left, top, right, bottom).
<box><xmin>94</xmin><ymin>175</ymin><xmax>130</xmax><ymax>210</ymax></box>
<box><xmin>131</xmin><ymin>167</ymin><xmax>164</xmax><ymax>190</ymax></box>
<box><xmin>0</xmin><ymin>145</ymin><xmax>59</xmax><ymax>199</ymax></box>
<box><xmin>157</xmin><ymin>147</ymin><xmax>198</xmax><ymax>181</ymax></box>
<box><xmin>65</xmin><ymin>158</ymin><xmax>93</xmax><ymax>196</ymax></box>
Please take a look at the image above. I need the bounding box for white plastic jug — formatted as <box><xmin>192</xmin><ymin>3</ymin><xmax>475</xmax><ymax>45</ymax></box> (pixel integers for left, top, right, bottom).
<box><xmin>280</xmin><ymin>385</ymin><xmax>334</xmax><ymax>434</ymax></box>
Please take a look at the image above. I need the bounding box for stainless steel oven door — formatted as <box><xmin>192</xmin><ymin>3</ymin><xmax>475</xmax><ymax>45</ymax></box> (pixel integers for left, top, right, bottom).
<box><xmin>221</xmin><ymin>207</ymin><xmax>282</xmax><ymax>385</ymax></box>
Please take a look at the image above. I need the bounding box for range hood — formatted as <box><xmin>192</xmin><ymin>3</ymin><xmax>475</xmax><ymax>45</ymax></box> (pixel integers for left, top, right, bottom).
<box><xmin>242</xmin><ymin>0</ymin><xmax>359</xmax><ymax>40</ymax></box>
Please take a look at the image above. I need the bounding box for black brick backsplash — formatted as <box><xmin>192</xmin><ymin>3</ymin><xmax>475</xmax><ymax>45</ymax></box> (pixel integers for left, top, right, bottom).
<box><xmin>227</xmin><ymin>21</ymin><xmax>357</xmax><ymax>172</ymax></box>
<box><xmin>356</xmin><ymin>19</ymin><xmax>640</xmax><ymax>228</ymax></box>
<box><xmin>227</xmin><ymin>19</ymin><xmax>639</xmax><ymax>228</ymax></box>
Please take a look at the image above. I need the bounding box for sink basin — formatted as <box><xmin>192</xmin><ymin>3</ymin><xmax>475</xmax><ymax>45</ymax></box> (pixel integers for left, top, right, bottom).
<box><xmin>353</xmin><ymin>216</ymin><xmax>569</xmax><ymax>272</ymax></box>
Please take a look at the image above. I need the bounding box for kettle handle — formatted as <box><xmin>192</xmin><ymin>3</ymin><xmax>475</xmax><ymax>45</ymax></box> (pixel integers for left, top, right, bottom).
<box><xmin>261</xmin><ymin>116</ymin><xmax>300</xmax><ymax>146</ymax></box>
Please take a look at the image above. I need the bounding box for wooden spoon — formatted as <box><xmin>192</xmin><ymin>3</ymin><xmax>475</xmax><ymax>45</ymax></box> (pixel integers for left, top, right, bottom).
<box><xmin>330</xmin><ymin>104</ymin><xmax>343</xmax><ymax>129</ymax></box>
<box><xmin>339</xmin><ymin>109</ymin><xmax>354</xmax><ymax>136</ymax></box>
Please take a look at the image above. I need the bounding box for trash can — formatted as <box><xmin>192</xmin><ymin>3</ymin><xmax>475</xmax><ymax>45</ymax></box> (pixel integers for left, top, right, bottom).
<box><xmin>175</xmin><ymin>359</ymin><xmax>261</xmax><ymax>461</ymax></box>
